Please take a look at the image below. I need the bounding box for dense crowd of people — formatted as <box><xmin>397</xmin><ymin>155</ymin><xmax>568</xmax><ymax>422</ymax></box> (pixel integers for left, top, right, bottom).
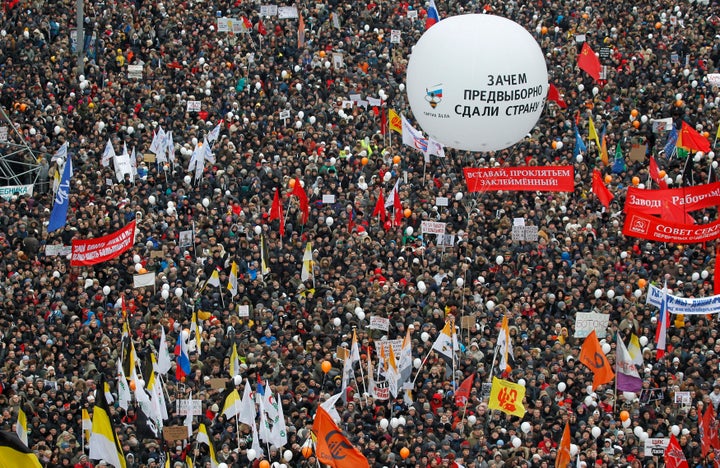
<box><xmin>2</xmin><ymin>0</ymin><xmax>720</xmax><ymax>466</ymax></box>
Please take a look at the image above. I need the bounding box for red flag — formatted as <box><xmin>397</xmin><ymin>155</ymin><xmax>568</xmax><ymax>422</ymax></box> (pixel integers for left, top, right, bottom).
<box><xmin>701</xmin><ymin>402</ymin><xmax>719</xmax><ymax>457</ymax></box>
<box><xmin>454</xmin><ymin>374</ymin><xmax>475</xmax><ymax>407</ymax></box>
<box><xmin>380</xmin><ymin>108</ymin><xmax>388</xmax><ymax>136</ymax></box>
<box><xmin>372</xmin><ymin>190</ymin><xmax>386</xmax><ymax>222</ymax></box>
<box><xmin>347</xmin><ymin>209</ymin><xmax>355</xmax><ymax>234</ymax></box>
<box><xmin>291</xmin><ymin>178</ymin><xmax>309</xmax><ymax>224</ymax></box>
<box><xmin>578</xmin><ymin>43</ymin><xmax>601</xmax><ymax>82</ymax></box>
<box><xmin>269</xmin><ymin>187</ymin><xmax>285</xmax><ymax>237</ymax></box>
<box><xmin>649</xmin><ymin>156</ymin><xmax>668</xmax><ymax>189</ymax></box>
<box><xmin>592</xmin><ymin>169</ymin><xmax>614</xmax><ymax>208</ymax></box>
<box><xmin>680</xmin><ymin>121</ymin><xmax>711</xmax><ymax>153</ymax></box>
<box><xmin>257</xmin><ymin>18</ymin><xmax>267</xmax><ymax>36</ymax></box>
<box><xmin>664</xmin><ymin>434</ymin><xmax>689</xmax><ymax>468</ymax></box>
<box><xmin>547</xmin><ymin>83</ymin><xmax>568</xmax><ymax>109</ymax></box>
<box><xmin>391</xmin><ymin>180</ymin><xmax>403</xmax><ymax>226</ymax></box>
<box><xmin>555</xmin><ymin>422</ymin><xmax>571</xmax><ymax>468</ymax></box>
<box><xmin>312</xmin><ymin>407</ymin><xmax>370</xmax><ymax>468</ymax></box>
<box><xmin>242</xmin><ymin>16</ymin><xmax>253</xmax><ymax>30</ymax></box>
<box><xmin>715</xmin><ymin>244</ymin><xmax>720</xmax><ymax>295</ymax></box>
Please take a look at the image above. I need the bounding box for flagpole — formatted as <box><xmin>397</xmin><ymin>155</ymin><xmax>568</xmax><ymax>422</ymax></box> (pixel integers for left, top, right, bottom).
<box><xmin>353</xmin><ymin>327</ymin><xmax>368</xmax><ymax>398</ymax></box>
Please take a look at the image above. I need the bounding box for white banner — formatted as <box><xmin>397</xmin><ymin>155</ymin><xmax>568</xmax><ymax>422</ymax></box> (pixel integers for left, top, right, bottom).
<box><xmin>421</xmin><ymin>221</ymin><xmax>446</xmax><ymax>235</ymax></box>
<box><xmin>573</xmin><ymin>312</ymin><xmax>610</xmax><ymax>338</ymax></box>
<box><xmin>647</xmin><ymin>284</ymin><xmax>720</xmax><ymax>315</ymax></box>
<box><xmin>644</xmin><ymin>438</ymin><xmax>669</xmax><ymax>456</ymax></box>
<box><xmin>176</xmin><ymin>399</ymin><xmax>202</xmax><ymax>416</ymax></box>
<box><xmin>45</xmin><ymin>244</ymin><xmax>72</xmax><ymax>257</ymax></box>
<box><xmin>708</xmin><ymin>73</ymin><xmax>720</xmax><ymax>86</ymax></box>
<box><xmin>277</xmin><ymin>6</ymin><xmax>298</xmax><ymax>18</ymax></box>
<box><xmin>133</xmin><ymin>272</ymin><xmax>156</xmax><ymax>288</ymax></box>
<box><xmin>127</xmin><ymin>64</ymin><xmax>143</xmax><ymax>79</ymax></box>
<box><xmin>368</xmin><ymin>316</ymin><xmax>390</xmax><ymax>331</ymax></box>
<box><xmin>0</xmin><ymin>183</ymin><xmax>34</xmax><ymax>199</ymax></box>
<box><xmin>375</xmin><ymin>339</ymin><xmax>402</xmax><ymax>360</ymax></box>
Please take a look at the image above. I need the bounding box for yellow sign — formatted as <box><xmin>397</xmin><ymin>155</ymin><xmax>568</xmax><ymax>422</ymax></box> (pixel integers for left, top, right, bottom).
<box><xmin>488</xmin><ymin>376</ymin><xmax>526</xmax><ymax>417</ymax></box>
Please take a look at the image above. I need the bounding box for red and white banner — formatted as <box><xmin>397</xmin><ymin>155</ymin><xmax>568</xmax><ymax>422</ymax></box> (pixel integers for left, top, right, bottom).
<box><xmin>463</xmin><ymin>166</ymin><xmax>574</xmax><ymax>192</ymax></box>
<box><xmin>71</xmin><ymin>220</ymin><xmax>136</xmax><ymax>266</ymax></box>
<box><xmin>624</xmin><ymin>182</ymin><xmax>720</xmax><ymax>214</ymax></box>
<box><xmin>623</xmin><ymin>211</ymin><xmax>720</xmax><ymax>244</ymax></box>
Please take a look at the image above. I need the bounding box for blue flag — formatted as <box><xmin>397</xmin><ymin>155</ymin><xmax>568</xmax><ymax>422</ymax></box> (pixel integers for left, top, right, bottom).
<box><xmin>664</xmin><ymin>126</ymin><xmax>678</xmax><ymax>158</ymax></box>
<box><xmin>47</xmin><ymin>154</ymin><xmax>72</xmax><ymax>233</ymax></box>
<box><xmin>573</xmin><ymin>125</ymin><xmax>586</xmax><ymax>157</ymax></box>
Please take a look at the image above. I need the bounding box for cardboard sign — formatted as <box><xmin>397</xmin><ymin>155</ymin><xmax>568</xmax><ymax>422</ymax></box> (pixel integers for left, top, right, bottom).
<box><xmin>460</xmin><ymin>315</ymin><xmax>475</xmax><ymax>330</ymax></box>
<box><xmin>144</xmin><ymin>153</ymin><xmax>156</xmax><ymax>163</ymax></box>
<box><xmin>336</xmin><ymin>346</ymin><xmax>349</xmax><ymax>361</ymax></box>
<box><xmin>629</xmin><ymin>137</ymin><xmax>647</xmax><ymax>162</ymax></box>
<box><xmin>163</xmin><ymin>426</ymin><xmax>189</xmax><ymax>442</ymax></box>
<box><xmin>207</xmin><ymin>378</ymin><xmax>229</xmax><ymax>390</ymax></box>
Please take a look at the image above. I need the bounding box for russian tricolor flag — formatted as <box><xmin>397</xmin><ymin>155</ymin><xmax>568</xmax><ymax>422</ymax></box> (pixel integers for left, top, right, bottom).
<box><xmin>425</xmin><ymin>0</ymin><xmax>440</xmax><ymax>29</ymax></box>
<box><xmin>175</xmin><ymin>333</ymin><xmax>191</xmax><ymax>381</ymax></box>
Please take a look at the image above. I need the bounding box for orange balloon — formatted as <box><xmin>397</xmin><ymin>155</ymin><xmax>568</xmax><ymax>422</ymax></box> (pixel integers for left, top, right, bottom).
<box><xmin>582</xmin><ymin>13</ymin><xmax>589</xmax><ymax>19</ymax></box>
<box><xmin>704</xmin><ymin>131</ymin><xmax>711</xmax><ymax>138</ymax></box>
<box><xmin>404</xmin><ymin>208</ymin><xmax>412</xmax><ymax>218</ymax></box>
<box><xmin>289</xmin><ymin>178</ymin><xmax>296</xmax><ymax>188</ymax></box>
<box><xmin>139</xmin><ymin>267</ymin><xmax>148</xmax><ymax>274</ymax></box>
<box><xmin>630</xmin><ymin>109</ymin><xmax>639</xmax><ymax>117</ymax></box>
<box><xmin>129</xmin><ymin>380</ymin><xmax>136</xmax><ymax>391</ymax></box>
<box><xmin>361</xmin><ymin>157</ymin><xmax>369</xmax><ymax>166</ymax></box>
<box><xmin>655</xmin><ymin>22</ymin><xmax>662</xmax><ymax>29</ymax></box>
<box><xmin>400</xmin><ymin>447</ymin><xmax>410</xmax><ymax>459</ymax></box>
<box><xmin>301</xmin><ymin>446</ymin><xmax>313</xmax><ymax>458</ymax></box>
<box><xmin>541</xmin><ymin>26</ymin><xmax>548</xmax><ymax>35</ymax></box>
<box><xmin>551</xmin><ymin>141</ymin><xmax>558</xmax><ymax>149</ymax></box>
<box><xmin>632</xmin><ymin>120</ymin><xmax>640</xmax><ymax>129</ymax></box>
<box><xmin>604</xmin><ymin>175</ymin><xmax>612</xmax><ymax>184</ymax></box>
<box><xmin>259</xmin><ymin>461</ymin><xmax>270</xmax><ymax>468</ymax></box>
<box><xmin>675</xmin><ymin>99</ymin><xmax>684</xmax><ymax>107</ymax></box>
<box><xmin>319</xmin><ymin>50</ymin><xmax>326</xmax><ymax>58</ymax></box>
<box><xmin>632</xmin><ymin>176</ymin><xmax>640</xmax><ymax>186</ymax></box>
<box><xmin>321</xmin><ymin>360</ymin><xmax>332</xmax><ymax>374</ymax></box>
<box><xmin>393</xmin><ymin>155</ymin><xmax>401</xmax><ymax>164</ymax></box>
<box><xmin>658</xmin><ymin>170</ymin><xmax>666</xmax><ymax>179</ymax></box>
<box><xmin>620</xmin><ymin>410</ymin><xmax>630</xmax><ymax>422</ymax></box>
<box><xmin>638</xmin><ymin>278</ymin><xmax>647</xmax><ymax>288</ymax></box>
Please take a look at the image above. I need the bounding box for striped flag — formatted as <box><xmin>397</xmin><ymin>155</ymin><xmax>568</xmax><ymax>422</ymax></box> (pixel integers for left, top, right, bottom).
<box><xmin>89</xmin><ymin>376</ymin><xmax>126</xmax><ymax>468</ymax></box>
<box><xmin>0</xmin><ymin>431</ymin><xmax>41</xmax><ymax>467</ymax></box>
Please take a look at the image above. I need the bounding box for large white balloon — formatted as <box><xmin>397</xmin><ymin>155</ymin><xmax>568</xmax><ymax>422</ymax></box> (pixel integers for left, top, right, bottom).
<box><xmin>591</xmin><ymin>426</ymin><xmax>601</xmax><ymax>439</ymax></box>
<box><xmin>406</xmin><ymin>15</ymin><xmax>548</xmax><ymax>152</ymax></box>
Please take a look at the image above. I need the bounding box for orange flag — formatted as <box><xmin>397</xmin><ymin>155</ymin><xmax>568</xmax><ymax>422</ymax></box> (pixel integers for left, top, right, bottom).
<box><xmin>579</xmin><ymin>330</ymin><xmax>615</xmax><ymax>389</ymax></box>
<box><xmin>312</xmin><ymin>407</ymin><xmax>369</xmax><ymax>468</ymax></box>
<box><xmin>555</xmin><ymin>422</ymin><xmax>571</xmax><ymax>468</ymax></box>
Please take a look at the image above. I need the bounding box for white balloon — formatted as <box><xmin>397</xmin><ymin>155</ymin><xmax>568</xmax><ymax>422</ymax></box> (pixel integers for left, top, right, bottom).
<box><xmin>623</xmin><ymin>392</ymin><xmax>637</xmax><ymax>401</ymax></box>
<box><xmin>233</xmin><ymin>375</ymin><xmax>243</xmax><ymax>385</ymax></box>
<box><xmin>692</xmin><ymin>272</ymin><xmax>700</xmax><ymax>281</ymax></box>
<box><xmin>175</xmin><ymin>287</ymin><xmax>183</xmax><ymax>298</ymax></box>
<box><xmin>247</xmin><ymin>449</ymin><xmax>257</xmax><ymax>461</ymax></box>
<box><xmin>578</xmin><ymin>83</ymin><xmax>585</xmax><ymax>92</ymax></box>
<box><xmin>253</xmin><ymin>226</ymin><xmax>262</xmax><ymax>235</ymax></box>
<box><xmin>639</xmin><ymin>431</ymin><xmax>648</xmax><ymax>442</ymax></box>
<box><xmin>486</xmin><ymin>300</ymin><xmax>495</xmax><ymax>311</ymax></box>
<box><xmin>383</xmin><ymin>172</ymin><xmax>392</xmax><ymax>182</ymax></box>
<box><xmin>607</xmin><ymin>289</ymin><xmax>615</xmax><ymax>299</ymax></box>
<box><xmin>591</xmin><ymin>426</ymin><xmax>601</xmax><ymax>439</ymax></box>
<box><xmin>421</xmin><ymin>332</ymin><xmax>430</xmax><ymax>343</ymax></box>
<box><xmin>406</xmin><ymin>15</ymin><xmax>547</xmax><ymax>152</ymax></box>
<box><xmin>298</xmin><ymin>111</ymin><xmax>305</xmax><ymax>119</ymax></box>
<box><xmin>671</xmin><ymin>425</ymin><xmax>680</xmax><ymax>436</ymax></box>
<box><xmin>576</xmin><ymin>154</ymin><xmax>584</xmax><ymax>163</ymax></box>
<box><xmin>184</xmin><ymin>175</ymin><xmax>192</xmax><ymax>184</ymax></box>
<box><xmin>478</xmin><ymin>276</ymin><xmax>485</xmax><ymax>284</ymax></box>
<box><xmin>390</xmin><ymin>417</ymin><xmax>399</xmax><ymax>428</ymax></box>
<box><xmin>162</xmin><ymin>284</ymin><xmax>170</xmax><ymax>291</ymax></box>
<box><xmin>333</xmin><ymin>318</ymin><xmax>341</xmax><ymax>327</ymax></box>
<box><xmin>417</xmin><ymin>281</ymin><xmax>427</xmax><ymax>293</ymax></box>
<box><xmin>406</xmin><ymin>226</ymin><xmax>414</xmax><ymax>236</ymax></box>
<box><xmin>641</xmin><ymin>115</ymin><xmax>649</xmax><ymax>123</ymax></box>
<box><xmin>456</xmin><ymin>277</ymin><xmax>464</xmax><ymax>287</ymax></box>
<box><xmin>283</xmin><ymin>450</ymin><xmax>293</xmax><ymax>462</ymax></box>
<box><xmin>398</xmin><ymin>416</ymin><xmax>406</xmax><ymax>426</ymax></box>
<box><xmin>602</xmin><ymin>343</ymin><xmax>611</xmax><ymax>354</ymax></box>
<box><xmin>622</xmin><ymin>418</ymin><xmax>631</xmax><ymax>428</ymax></box>
<box><xmin>202</xmin><ymin>198</ymin><xmax>210</xmax><ymax>208</ymax></box>
<box><xmin>329</xmin><ymin>157</ymin><xmax>337</xmax><ymax>166</ymax></box>
<box><xmin>517</xmin><ymin>379</ymin><xmax>526</xmax><ymax>386</ymax></box>
<box><xmin>570</xmin><ymin>444</ymin><xmax>578</xmax><ymax>456</ymax></box>
<box><xmin>133</xmin><ymin>254</ymin><xmax>142</xmax><ymax>264</ymax></box>
<box><xmin>135</xmin><ymin>263</ymin><xmax>143</xmax><ymax>272</ymax></box>
<box><xmin>556</xmin><ymin>141</ymin><xmax>563</xmax><ymax>150</ymax></box>
<box><xmin>413</xmin><ymin>358</ymin><xmax>422</xmax><ymax>368</ymax></box>
<box><xmin>380</xmin><ymin>418</ymin><xmax>389</xmax><ymax>429</ymax></box>
<box><xmin>594</xmin><ymin>289</ymin><xmax>602</xmax><ymax>299</ymax></box>
<box><xmin>326</xmin><ymin>216</ymin><xmax>334</xmax><ymax>226</ymax></box>
<box><xmin>295</xmin><ymin>83</ymin><xmax>302</xmax><ymax>91</ymax></box>
<box><xmin>309</xmin><ymin>116</ymin><xmax>316</xmax><ymax>124</ymax></box>
<box><xmin>217</xmin><ymin>464</ymin><xmax>227</xmax><ymax>468</ymax></box>
<box><xmin>584</xmin><ymin>396</ymin><xmax>594</xmax><ymax>407</ymax></box>
<box><xmin>639</xmin><ymin>336</ymin><xmax>648</xmax><ymax>347</ymax></box>
<box><xmin>620</xmin><ymin>251</ymin><xmax>628</xmax><ymax>259</ymax></box>
<box><xmin>103</xmin><ymin>286</ymin><xmax>111</xmax><ymax>295</ymax></box>
<box><xmin>357</xmin><ymin>311</ymin><xmax>365</xmax><ymax>321</ymax></box>
<box><xmin>634</xmin><ymin>289</ymin><xmax>642</xmax><ymax>298</ymax></box>
<box><xmin>512</xmin><ymin>437</ymin><xmax>522</xmax><ymax>448</ymax></box>
<box><xmin>558</xmin><ymin>382</ymin><xmax>566</xmax><ymax>392</ymax></box>
<box><xmin>702</xmin><ymin>270</ymin><xmax>710</xmax><ymax>279</ymax></box>
<box><xmin>521</xmin><ymin>422</ymin><xmax>531</xmax><ymax>434</ymax></box>
<box><xmin>467</xmin><ymin>415</ymin><xmax>477</xmax><ymax>426</ymax></box>
<box><xmin>496</xmin><ymin>255</ymin><xmax>504</xmax><ymax>265</ymax></box>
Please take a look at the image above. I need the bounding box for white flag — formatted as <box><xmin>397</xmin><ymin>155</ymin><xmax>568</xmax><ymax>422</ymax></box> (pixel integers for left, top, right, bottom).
<box><xmin>320</xmin><ymin>392</ymin><xmax>343</xmax><ymax>423</ymax></box>
<box><xmin>116</xmin><ymin>360</ymin><xmax>132</xmax><ymax>410</ymax></box>
<box><xmin>101</xmin><ymin>138</ymin><xmax>116</xmax><ymax>168</ymax></box>
<box><xmin>156</xmin><ymin>327</ymin><xmax>172</xmax><ymax>375</ymax></box>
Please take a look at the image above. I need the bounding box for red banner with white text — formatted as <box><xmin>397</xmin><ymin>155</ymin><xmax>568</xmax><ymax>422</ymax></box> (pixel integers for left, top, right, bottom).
<box><xmin>71</xmin><ymin>220</ymin><xmax>136</xmax><ymax>266</ymax></box>
<box><xmin>622</xmin><ymin>211</ymin><xmax>720</xmax><ymax>244</ymax></box>
<box><xmin>624</xmin><ymin>182</ymin><xmax>720</xmax><ymax>215</ymax></box>
<box><xmin>463</xmin><ymin>166</ymin><xmax>575</xmax><ymax>192</ymax></box>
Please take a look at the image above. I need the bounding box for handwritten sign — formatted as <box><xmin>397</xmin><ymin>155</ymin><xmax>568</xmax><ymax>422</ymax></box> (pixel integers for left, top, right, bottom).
<box><xmin>163</xmin><ymin>426</ymin><xmax>190</xmax><ymax>442</ymax></box>
<box><xmin>574</xmin><ymin>312</ymin><xmax>610</xmax><ymax>338</ymax></box>
<box><xmin>176</xmin><ymin>399</ymin><xmax>202</xmax><ymax>416</ymax></box>
<box><xmin>368</xmin><ymin>316</ymin><xmax>390</xmax><ymax>331</ymax></box>
<box><xmin>421</xmin><ymin>221</ymin><xmax>446</xmax><ymax>235</ymax></box>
